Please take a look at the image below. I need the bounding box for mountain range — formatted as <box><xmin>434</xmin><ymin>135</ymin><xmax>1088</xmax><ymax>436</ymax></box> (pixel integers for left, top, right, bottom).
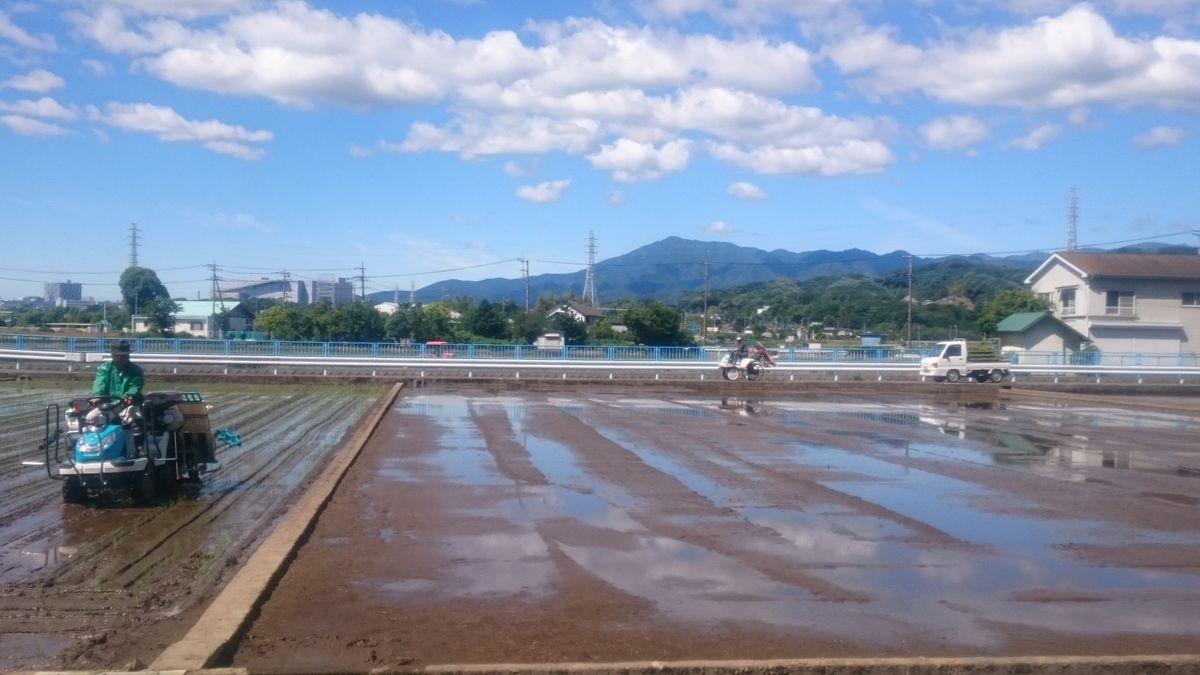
<box><xmin>369</xmin><ymin>236</ymin><xmax>1184</xmax><ymax>306</ymax></box>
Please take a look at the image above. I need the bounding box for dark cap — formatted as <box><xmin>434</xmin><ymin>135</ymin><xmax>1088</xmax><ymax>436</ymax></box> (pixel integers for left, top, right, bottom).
<box><xmin>110</xmin><ymin>339</ymin><xmax>132</xmax><ymax>355</ymax></box>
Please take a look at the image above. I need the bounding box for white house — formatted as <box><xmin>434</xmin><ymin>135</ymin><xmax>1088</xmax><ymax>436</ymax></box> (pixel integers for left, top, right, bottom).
<box><xmin>133</xmin><ymin>301</ymin><xmax>250</xmax><ymax>338</ymax></box>
<box><xmin>1025</xmin><ymin>252</ymin><xmax>1200</xmax><ymax>353</ymax></box>
<box><xmin>547</xmin><ymin>300</ymin><xmax>603</xmax><ymax>325</ymax></box>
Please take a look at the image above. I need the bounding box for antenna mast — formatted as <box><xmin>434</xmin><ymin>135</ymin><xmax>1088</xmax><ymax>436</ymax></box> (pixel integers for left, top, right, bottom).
<box><xmin>582</xmin><ymin>231</ymin><xmax>598</xmax><ymax>306</ymax></box>
<box><xmin>128</xmin><ymin>222</ymin><xmax>141</xmax><ymax>267</ymax></box>
<box><xmin>1066</xmin><ymin>188</ymin><xmax>1078</xmax><ymax>252</ymax></box>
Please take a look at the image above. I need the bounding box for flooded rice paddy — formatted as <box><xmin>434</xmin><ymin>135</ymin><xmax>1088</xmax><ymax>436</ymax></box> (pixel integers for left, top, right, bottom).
<box><xmin>235</xmin><ymin>387</ymin><xmax>1200</xmax><ymax>670</ymax></box>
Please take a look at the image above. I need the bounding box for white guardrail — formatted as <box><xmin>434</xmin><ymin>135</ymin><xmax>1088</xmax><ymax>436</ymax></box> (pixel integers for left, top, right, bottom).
<box><xmin>4</xmin><ymin>348</ymin><xmax>1200</xmax><ymax>382</ymax></box>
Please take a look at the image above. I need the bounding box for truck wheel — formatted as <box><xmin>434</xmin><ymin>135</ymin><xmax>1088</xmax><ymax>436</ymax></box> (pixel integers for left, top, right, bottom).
<box><xmin>989</xmin><ymin>369</ymin><xmax>1005</xmax><ymax>383</ymax></box>
<box><xmin>721</xmin><ymin>367</ymin><xmax>741</xmax><ymax>381</ymax></box>
<box><xmin>945</xmin><ymin>370</ymin><xmax>961</xmax><ymax>383</ymax></box>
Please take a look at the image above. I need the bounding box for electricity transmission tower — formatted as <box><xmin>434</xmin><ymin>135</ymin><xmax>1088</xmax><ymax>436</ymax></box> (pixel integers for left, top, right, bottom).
<box><xmin>1066</xmin><ymin>188</ymin><xmax>1078</xmax><ymax>252</ymax></box>
<box><xmin>128</xmin><ymin>222</ymin><xmax>141</xmax><ymax>267</ymax></box>
<box><xmin>581</xmin><ymin>231</ymin><xmax>598</xmax><ymax>306</ymax></box>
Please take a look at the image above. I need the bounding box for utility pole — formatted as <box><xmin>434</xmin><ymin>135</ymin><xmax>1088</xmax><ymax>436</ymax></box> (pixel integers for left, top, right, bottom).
<box><xmin>207</xmin><ymin>262</ymin><xmax>221</xmax><ymax>339</ymax></box>
<box><xmin>281</xmin><ymin>268</ymin><xmax>291</xmax><ymax>303</ymax></box>
<box><xmin>906</xmin><ymin>255</ymin><xmax>913</xmax><ymax>347</ymax></box>
<box><xmin>702</xmin><ymin>261</ymin><xmax>709</xmax><ymax>345</ymax></box>
<box><xmin>128</xmin><ymin>222</ymin><xmax>140</xmax><ymax>267</ymax></box>
<box><xmin>358</xmin><ymin>262</ymin><xmax>366</xmax><ymax>301</ymax></box>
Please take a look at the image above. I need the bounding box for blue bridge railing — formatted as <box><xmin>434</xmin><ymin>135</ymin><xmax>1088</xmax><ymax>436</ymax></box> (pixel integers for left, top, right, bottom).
<box><xmin>2</xmin><ymin>333</ymin><xmax>1199</xmax><ymax>368</ymax></box>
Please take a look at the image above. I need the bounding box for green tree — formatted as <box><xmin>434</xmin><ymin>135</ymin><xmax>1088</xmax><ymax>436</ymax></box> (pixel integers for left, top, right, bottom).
<box><xmin>977</xmin><ymin>288</ymin><xmax>1050</xmax><ymax>336</ymax></box>
<box><xmin>327</xmin><ymin>302</ymin><xmax>386</xmax><ymax>342</ymax></box>
<box><xmin>119</xmin><ymin>266</ymin><xmax>177</xmax><ymax>334</ymax></box>
<box><xmin>587</xmin><ymin>318</ymin><xmax>632</xmax><ymax>345</ymax></box>
<box><xmin>509</xmin><ymin>310</ymin><xmax>548</xmax><ymax>343</ymax></box>
<box><xmin>623</xmin><ymin>301</ymin><xmax>691</xmax><ymax>346</ymax></box>
<box><xmin>464</xmin><ymin>299</ymin><xmax>510</xmax><ymax>341</ymax></box>
<box><xmin>551</xmin><ymin>314</ymin><xmax>588</xmax><ymax>345</ymax></box>
<box><xmin>255</xmin><ymin>305</ymin><xmax>293</xmax><ymax>339</ymax></box>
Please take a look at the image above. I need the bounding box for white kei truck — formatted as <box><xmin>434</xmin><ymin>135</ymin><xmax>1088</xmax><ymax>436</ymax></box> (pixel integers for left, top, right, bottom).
<box><xmin>919</xmin><ymin>339</ymin><xmax>1011</xmax><ymax>383</ymax></box>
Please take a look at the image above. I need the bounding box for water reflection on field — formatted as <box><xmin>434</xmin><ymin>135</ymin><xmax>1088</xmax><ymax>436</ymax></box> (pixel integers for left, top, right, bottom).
<box><xmin>375</xmin><ymin>391</ymin><xmax>1200</xmax><ymax>649</ymax></box>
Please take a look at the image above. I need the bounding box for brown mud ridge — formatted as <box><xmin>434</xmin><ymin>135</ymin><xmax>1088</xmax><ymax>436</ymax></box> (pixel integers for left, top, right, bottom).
<box><xmin>2</xmin><ymin>380</ymin><xmax>1199</xmax><ymax>672</ymax></box>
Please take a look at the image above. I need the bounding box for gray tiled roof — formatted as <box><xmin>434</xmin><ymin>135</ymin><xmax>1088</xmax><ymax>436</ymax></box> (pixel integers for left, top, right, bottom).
<box><xmin>1060</xmin><ymin>252</ymin><xmax>1200</xmax><ymax>279</ymax></box>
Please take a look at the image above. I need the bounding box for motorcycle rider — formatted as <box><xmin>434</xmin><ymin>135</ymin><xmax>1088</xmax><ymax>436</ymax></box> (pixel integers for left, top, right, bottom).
<box><xmin>731</xmin><ymin>336</ymin><xmax>750</xmax><ymax>361</ymax></box>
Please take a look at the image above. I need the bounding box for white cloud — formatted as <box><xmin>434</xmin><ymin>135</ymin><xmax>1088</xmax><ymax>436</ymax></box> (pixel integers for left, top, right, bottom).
<box><xmin>95</xmin><ymin>0</ymin><xmax>257</xmax><ymax>20</ymax></box>
<box><xmin>708</xmin><ymin>220</ymin><xmax>732</xmax><ymax>235</ymax></box>
<box><xmin>608</xmin><ymin>190</ymin><xmax>626</xmax><ymax>206</ymax></box>
<box><xmin>1</xmin><ymin>114</ymin><xmax>67</xmax><ymax>135</ymax></box>
<box><xmin>0</xmin><ymin>10</ymin><xmax>56</xmax><ymax>50</ymax></box>
<box><xmin>516</xmin><ymin>178</ymin><xmax>571</xmax><ymax>203</ymax></box>
<box><xmin>2</xmin><ymin>69</ymin><xmax>65</xmax><ymax>93</ymax></box>
<box><xmin>387</xmin><ymin>114</ymin><xmax>601</xmax><ymax>158</ymax></box>
<box><xmin>588</xmin><ymin>137</ymin><xmax>692</xmax><ymax>182</ymax></box>
<box><xmin>727</xmin><ymin>180</ymin><xmax>766</xmax><ymax>199</ymax></box>
<box><xmin>82</xmin><ymin>59</ymin><xmax>112</xmax><ymax>77</ymax></box>
<box><xmin>828</xmin><ymin>5</ymin><xmax>1200</xmax><ymax>111</ymax></box>
<box><xmin>709</xmin><ymin>137</ymin><xmax>894</xmax><ymax>175</ymax></box>
<box><xmin>1007</xmin><ymin>123</ymin><xmax>1062</xmax><ymax>150</ymax></box>
<box><xmin>1133</xmin><ymin>124</ymin><xmax>1184</xmax><ymax>147</ymax></box>
<box><xmin>91</xmin><ymin>102</ymin><xmax>273</xmax><ymax>159</ymax></box>
<box><xmin>919</xmin><ymin>115</ymin><xmax>989</xmax><ymax>151</ymax></box>
<box><xmin>0</xmin><ymin>97</ymin><xmax>78</xmax><ymax>120</ymax></box>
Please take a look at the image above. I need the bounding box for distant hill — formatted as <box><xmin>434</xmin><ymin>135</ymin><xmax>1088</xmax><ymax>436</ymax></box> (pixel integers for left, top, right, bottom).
<box><xmin>368</xmin><ymin>237</ymin><xmax>1189</xmax><ymax>305</ymax></box>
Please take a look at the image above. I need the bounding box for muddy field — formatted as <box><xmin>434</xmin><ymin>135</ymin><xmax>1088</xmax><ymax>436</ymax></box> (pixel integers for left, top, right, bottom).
<box><xmin>0</xmin><ymin>380</ymin><xmax>386</xmax><ymax>672</ymax></box>
<box><xmin>236</xmin><ymin>386</ymin><xmax>1200</xmax><ymax>671</ymax></box>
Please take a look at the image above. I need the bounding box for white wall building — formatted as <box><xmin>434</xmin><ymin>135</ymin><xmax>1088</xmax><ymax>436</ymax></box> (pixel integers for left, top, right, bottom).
<box><xmin>1025</xmin><ymin>252</ymin><xmax>1200</xmax><ymax>353</ymax></box>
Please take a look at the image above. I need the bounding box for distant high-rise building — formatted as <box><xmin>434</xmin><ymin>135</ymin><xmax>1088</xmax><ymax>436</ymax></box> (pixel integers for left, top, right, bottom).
<box><xmin>310</xmin><ymin>277</ymin><xmax>354</xmax><ymax>306</ymax></box>
<box><xmin>44</xmin><ymin>280</ymin><xmax>82</xmax><ymax>307</ymax></box>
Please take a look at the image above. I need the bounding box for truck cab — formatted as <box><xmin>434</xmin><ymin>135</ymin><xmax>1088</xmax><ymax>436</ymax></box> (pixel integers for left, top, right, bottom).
<box><xmin>920</xmin><ymin>339</ymin><xmax>1009</xmax><ymax>383</ymax></box>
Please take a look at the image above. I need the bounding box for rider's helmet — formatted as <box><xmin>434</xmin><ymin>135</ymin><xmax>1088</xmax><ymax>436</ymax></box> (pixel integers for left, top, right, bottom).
<box><xmin>735</xmin><ymin>336</ymin><xmax>744</xmax><ymax>343</ymax></box>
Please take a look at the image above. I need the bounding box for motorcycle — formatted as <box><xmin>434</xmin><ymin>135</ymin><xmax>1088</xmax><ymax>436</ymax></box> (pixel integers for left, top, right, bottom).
<box><xmin>718</xmin><ymin>351</ymin><xmax>773</xmax><ymax>381</ymax></box>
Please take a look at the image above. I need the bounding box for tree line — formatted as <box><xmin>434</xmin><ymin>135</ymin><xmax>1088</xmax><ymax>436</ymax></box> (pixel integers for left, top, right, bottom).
<box><xmin>3</xmin><ymin>259</ymin><xmax>1049</xmax><ymax>346</ymax></box>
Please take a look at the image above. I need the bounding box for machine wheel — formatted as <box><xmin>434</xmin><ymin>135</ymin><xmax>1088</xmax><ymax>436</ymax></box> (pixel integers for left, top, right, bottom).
<box><xmin>746</xmin><ymin>362</ymin><xmax>763</xmax><ymax>381</ymax></box>
<box><xmin>62</xmin><ymin>478</ymin><xmax>87</xmax><ymax>505</ymax></box>
<box><xmin>945</xmin><ymin>370</ymin><xmax>961</xmax><ymax>383</ymax></box>
<box><xmin>989</xmin><ymin>369</ymin><xmax>1005</xmax><ymax>383</ymax></box>
<box><xmin>132</xmin><ymin>467</ymin><xmax>159</xmax><ymax>506</ymax></box>
<box><xmin>721</xmin><ymin>367</ymin><xmax>741</xmax><ymax>381</ymax></box>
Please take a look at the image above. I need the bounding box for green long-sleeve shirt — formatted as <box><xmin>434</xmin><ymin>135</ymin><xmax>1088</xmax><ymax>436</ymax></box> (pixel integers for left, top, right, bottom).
<box><xmin>91</xmin><ymin>360</ymin><xmax>145</xmax><ymax>404</ymax></box>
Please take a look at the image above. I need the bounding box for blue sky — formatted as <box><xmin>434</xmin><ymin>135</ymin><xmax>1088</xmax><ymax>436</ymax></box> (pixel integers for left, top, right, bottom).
<box><xmin>2</xmin><ymin>0</ymin><xmax>1198</xmax><ymax>302</ymax></box>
